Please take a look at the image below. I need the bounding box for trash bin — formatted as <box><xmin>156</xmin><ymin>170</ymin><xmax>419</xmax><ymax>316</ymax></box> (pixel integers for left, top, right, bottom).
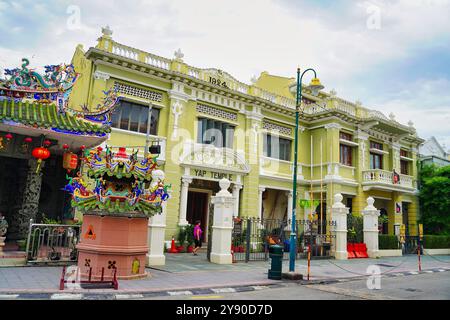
<box><xmin>268</xmin><ymin>244</ymin><xmax>283</xmax><ymax>280</ymax></box>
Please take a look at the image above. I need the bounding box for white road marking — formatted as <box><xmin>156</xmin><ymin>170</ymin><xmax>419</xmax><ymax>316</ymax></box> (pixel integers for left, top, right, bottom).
<box><xmin>211</xmin><ymin>288</ymin><xmax>236</xmax><ymax>293</ymax></box>
<box><xmin>252</xmin><ymin>285</ymin><xmax>269</xmax><ymax>290</ymax></box>
<box><xmin>0</xmin><ymin>294</ymin><xmax>19</xmax><ymax>299</ymax></box>
<box><xmin>167</xmin><ymin>291</ymin><xmax>193</xmax><ymax>296</ymax></box>
<box><xmin>115</xmin><ymin>294</ymin><xmax>144</xmax><ymax>299</ymax></box>
<box><xmin>50</xmin><ymin>293</ymin><xmax>83</xmax><ymax>300</ymax></box>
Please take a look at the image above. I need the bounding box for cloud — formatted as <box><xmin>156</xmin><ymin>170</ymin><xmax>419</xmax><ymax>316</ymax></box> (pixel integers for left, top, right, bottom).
<box><xmin>0</xmin><ymin>0</ymin><xmax>449</xmax><ymax>144</ymax></box>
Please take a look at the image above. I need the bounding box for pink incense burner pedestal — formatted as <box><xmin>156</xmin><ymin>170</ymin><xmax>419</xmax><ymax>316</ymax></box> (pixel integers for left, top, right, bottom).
<box><xmin>76</xmin><ymin>212</ymin><xmax>149</xmax><ymax>280</ymax></box>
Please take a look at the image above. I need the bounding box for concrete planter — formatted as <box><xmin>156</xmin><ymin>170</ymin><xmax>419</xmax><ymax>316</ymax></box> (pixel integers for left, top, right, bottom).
<box><xmin>378</xmin><ymin>249</ymin><xmax>402</xmax><ymax>257</ymax></box>
<box><xmin>423</xmin><ymin>248</ymin><xmax>450</xmax><ymax>255</ymax></box>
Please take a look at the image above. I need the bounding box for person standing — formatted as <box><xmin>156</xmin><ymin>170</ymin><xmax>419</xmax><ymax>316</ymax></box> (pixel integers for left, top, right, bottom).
<box><xmin>192</xmin><ymin>220</ymin><xmax>203</xmax><ymax>256</ymax></box>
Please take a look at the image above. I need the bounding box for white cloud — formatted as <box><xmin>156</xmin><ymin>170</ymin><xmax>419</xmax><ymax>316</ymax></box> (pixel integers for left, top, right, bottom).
<box><xmin>0</xmin><ymin>0</ymin><xmax>449</xmax><ymax>143</ymax></box>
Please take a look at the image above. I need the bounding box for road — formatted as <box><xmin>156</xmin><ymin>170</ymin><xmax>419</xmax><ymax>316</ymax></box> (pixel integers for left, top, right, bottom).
<box><xmin>142</xmin><ymin>272</ymin><xmax>450</xmax><ymax>300</ymax></box>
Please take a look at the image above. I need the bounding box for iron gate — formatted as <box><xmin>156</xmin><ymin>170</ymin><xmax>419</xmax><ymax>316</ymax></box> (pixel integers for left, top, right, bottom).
<box><xmin>231</xmin><ymin>217</ymin><xmax>336</xmax><ymax>262</ymax></box>
<box><xmin>403</xmin><ymin>235</ymin><xmax>422</xmax><ymax>255</ymax></box>
<box><xmin>26</xmin><ymin>219</ymin><xmax>81</xmax><ymax>264</ymax></box>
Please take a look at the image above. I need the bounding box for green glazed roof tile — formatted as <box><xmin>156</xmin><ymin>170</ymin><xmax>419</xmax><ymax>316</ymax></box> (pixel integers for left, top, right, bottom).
<box><xmin>0</xmin><ymin>99</ymin><xmax>108</xmax><ymax>136</ymax></box>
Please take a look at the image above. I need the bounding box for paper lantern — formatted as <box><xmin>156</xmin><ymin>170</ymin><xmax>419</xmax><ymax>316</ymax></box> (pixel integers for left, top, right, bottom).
<box><xmin>63</xmin><ymin>152</ymin><xmax>78</xmax><ymax>172</ymax></box>
<box><xmin>32</xmin><ymin>147</ymin><xmax>51</xmax><ymax>173</ymax></box>
<box><xmin>5</xmin><ymin>133</ymin><xmax>13</xmax><ymax>141</ymax></box>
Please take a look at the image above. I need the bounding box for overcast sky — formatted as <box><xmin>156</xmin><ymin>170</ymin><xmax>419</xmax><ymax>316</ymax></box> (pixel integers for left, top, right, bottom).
<box><xmin>0</xmin><ymin>0</ymin><xmax>449</xmax><ymax>149</ymax></box>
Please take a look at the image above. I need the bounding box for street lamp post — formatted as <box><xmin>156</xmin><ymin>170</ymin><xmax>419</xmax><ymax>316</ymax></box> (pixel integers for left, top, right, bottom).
<box><xmin>289</xmin><ymin>68</ymin><xmax>324</xmax><ymax>272</ymax></box>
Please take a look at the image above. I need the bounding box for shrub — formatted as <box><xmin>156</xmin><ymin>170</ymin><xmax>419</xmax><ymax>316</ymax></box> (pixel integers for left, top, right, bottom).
<box><xmin>423</xmin><ymin>235</ymin><xmax>450</xmax><ymax>249</ymax></box>
<box><xmin>185</xmin><ymin>224</ymin><xmax>195</xmax><ymax>247</ymax></box>
<box><xmin>347</xmin><ymin>214</ymin><xmax>363</xmax><ymax>243</ymax></box>
<box><xmin>177</xmin><ymin>226</ymin><xmax>187</xmax><ymax>247</ymax></box>
<box><xmin>379</xmin><ymin>235</ymin><xmax>400</xmax><ymax>250</ymax></box>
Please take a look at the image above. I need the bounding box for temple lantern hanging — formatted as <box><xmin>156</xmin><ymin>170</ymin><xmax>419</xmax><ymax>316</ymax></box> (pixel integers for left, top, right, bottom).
<box><xmin>32</xmin><ymin>147</ymin><xmax>50</xmax><ymax>173</ymax></box>
<box><xmin>63</xmin><ymin>152</ymin><xmax>78</xmax><ymax>172</ymax></box>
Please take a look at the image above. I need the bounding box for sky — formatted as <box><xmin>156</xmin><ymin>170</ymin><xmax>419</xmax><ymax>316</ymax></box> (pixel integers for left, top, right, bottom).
<box><xmin>0</xmin><ymin>0</ymin><xmax>449</xmax><ymax>149</ymax></box>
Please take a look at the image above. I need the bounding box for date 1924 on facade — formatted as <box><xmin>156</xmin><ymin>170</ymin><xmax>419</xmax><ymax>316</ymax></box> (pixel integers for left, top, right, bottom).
<box><xmin>209</xmin><ymin>76</ymin><xmax>228</xmax><ymax>88</ymax></box>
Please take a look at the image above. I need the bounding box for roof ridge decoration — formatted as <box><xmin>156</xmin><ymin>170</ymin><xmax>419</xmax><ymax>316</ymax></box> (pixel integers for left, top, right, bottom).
<box><xmin>1</xmin><ymin>58</ymin><xmax>79</xmax><ymax>112</ymax></box>
<box><xmin>0</xmin><ymin>58</ymin><xmax>119</xmax><ymax>134</ymax></box>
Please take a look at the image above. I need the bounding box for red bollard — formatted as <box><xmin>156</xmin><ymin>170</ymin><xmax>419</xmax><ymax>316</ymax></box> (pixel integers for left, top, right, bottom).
<box><xmin>59</xmin><ymin>266</ymin><xmax>66</xmax><ymax>290</ymax></box>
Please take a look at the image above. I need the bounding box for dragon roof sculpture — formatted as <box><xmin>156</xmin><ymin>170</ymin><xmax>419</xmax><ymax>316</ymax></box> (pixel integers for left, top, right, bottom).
<box><xmin>0</xmin><ymin>58</ymin><xmax>120</xmax><ymax>135</ymax></box>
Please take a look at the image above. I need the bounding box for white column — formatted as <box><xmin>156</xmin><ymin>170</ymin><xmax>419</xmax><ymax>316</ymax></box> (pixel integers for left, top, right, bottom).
<box><xmin>232</xmin><ymin>184</ymin><xmax>242</xmax><ymax>217</ymax></box>
<box><xmin>362</xmin><ymin>197</ymin><xmax>380</xmax><ymax>258</ymax></box>
<box><xmin>210</xmin><ymin>178</ymin><xmax>235</xmax><ymax>264</ymax></box>
<box><xmin>178</xmin><ymin>177</ymin><xmax>192</xmax><ymax>226</ymax></box>
<box><xmin>332</xmin><ymin>193</ymin><xmax>350</xmax><ymax>260</ymax></box>
<box><xmin>285</xmin><ymin>191</ymin><xmax>293</xmax><ymax>231</ymax></box>
<box><xmin>258</xmin><ymin>187</ymin><xmax>265</xmax><ymax>219</ymax></box>
<box><xmin>146</xmin><ymin>200</ymin><xmax>167</xmax><ymax>266</ymax></box>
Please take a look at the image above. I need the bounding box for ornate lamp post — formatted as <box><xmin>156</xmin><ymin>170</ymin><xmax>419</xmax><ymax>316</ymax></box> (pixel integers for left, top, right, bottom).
<box><xmin>289</xmin><ymin>68</ymin><xmax>324</xmax><ymax>272</ymax></box>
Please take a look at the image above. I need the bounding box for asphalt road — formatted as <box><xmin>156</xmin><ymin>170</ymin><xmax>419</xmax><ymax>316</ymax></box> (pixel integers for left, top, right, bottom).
<box><xmin>143</xmin><ymin>272</ymin><xmax>450</xmax><ymax>300</ymax></box>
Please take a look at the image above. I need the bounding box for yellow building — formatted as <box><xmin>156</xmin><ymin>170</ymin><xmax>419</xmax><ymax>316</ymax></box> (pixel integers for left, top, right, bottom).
<box><xmin>70</xmin><ymin>27</ymin><xmax>424</xmax><ymax>243</ymax></box>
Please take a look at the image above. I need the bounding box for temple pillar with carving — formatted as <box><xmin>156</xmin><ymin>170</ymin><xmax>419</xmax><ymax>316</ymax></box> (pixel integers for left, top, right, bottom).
<box><xmin>9</xmin><ymin>160</ymin><xmax>44</xmax><ymax>240</ymax></box>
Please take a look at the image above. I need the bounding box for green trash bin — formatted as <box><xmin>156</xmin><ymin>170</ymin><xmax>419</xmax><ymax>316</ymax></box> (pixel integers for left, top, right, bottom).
<box><xmin>268</xmin><ymin>244</ymin><xmax>283</xmax><ymax>280</ymax></box>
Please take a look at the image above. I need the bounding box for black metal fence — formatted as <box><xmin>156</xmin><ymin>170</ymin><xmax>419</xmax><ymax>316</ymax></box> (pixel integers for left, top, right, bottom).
<box><xmin>231</xmin><ymin>217</ymin><xmax>336</xmax><ymax>262</ymax></box>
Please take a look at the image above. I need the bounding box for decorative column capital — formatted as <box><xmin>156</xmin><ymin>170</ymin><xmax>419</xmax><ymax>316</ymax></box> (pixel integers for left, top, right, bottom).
<box><xmin>391</xmin><ymin>142</ymin><xmax>401</xmax><ymax>150</ymax></box>
<box><xmin>258</xmin><ymin>187</ymin><xmax>266</xmax><ymax>193</ymax></box>
<box><xmin>93</xmin><ymin>71</ymin><xmax>110</xmax><ymax>81</ymax></box>
<box><xmin>324</xmin><ymin>123</ymin><xmax>342</xmax><ymax>130</ymax></box>
<box><xmin>355</xmin><ymin>130</ymin><xmax>369</xmax><ymax>140</ymax></box>
<box><xmin>232</xmin><ymin>184</ymin><xmax>243</xmax><ymax>191</ymax></box>
<box><xmin>181</xmin><ymin>177</ymin><xmax>193</xmax><ymax>185</ymax></box>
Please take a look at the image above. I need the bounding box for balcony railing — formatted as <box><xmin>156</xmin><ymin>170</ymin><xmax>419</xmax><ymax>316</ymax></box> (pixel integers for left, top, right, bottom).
<box><xmin>362</xmin><ymin>169</ymin><xmax>414</xmax><ymax>189</ymax></box>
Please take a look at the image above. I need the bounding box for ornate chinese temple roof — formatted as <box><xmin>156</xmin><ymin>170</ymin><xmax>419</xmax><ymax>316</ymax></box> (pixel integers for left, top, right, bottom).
<box><xmin>0</xmin><ymin>99</ymin><xmax>110</xmax><ymax>137</ymax></box>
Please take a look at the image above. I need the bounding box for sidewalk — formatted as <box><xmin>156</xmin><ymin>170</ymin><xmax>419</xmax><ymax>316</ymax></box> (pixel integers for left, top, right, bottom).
<box><xmin>0</xmin><ymin>253</ymin><xmax>449</xmax><ymax>296</ymax></box>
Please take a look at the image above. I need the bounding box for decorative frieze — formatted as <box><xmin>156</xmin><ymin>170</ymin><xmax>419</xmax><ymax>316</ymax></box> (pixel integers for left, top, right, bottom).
<box><xmin>114</xmin><ymin>82</ymin><xmax>163</xmax><ymax>102</ymax></box>
<box><xmin>263</xmin><ymin>121</ymin><xmax>292</xmax><ymax>136</ymax></box>
<box><xmin>196</xmin><ymin>103</ymin><xmax>237</xmax><ymax>122</ymax></box>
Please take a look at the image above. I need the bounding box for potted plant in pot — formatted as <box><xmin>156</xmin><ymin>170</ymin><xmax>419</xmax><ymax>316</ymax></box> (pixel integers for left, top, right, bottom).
<box><xmin>177</xmin><ymin>226</ymin><xmax>187</xmax><ymax>253</ymax></box>
<box><xmin>185</xmin><ymin>224</ymin><xmax>195</xmax><ymax>253</ymax></box>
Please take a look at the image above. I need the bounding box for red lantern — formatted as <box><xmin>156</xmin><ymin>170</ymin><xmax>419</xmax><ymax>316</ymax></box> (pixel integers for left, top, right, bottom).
<box><xmin>62</xmin><ymin>143</ymin><xmax>69</xmax><ymax>150</ymax></box>
<box><xmin>63</xmin><ymin>152</ymin><xmax>78</xmax><ymax>172</ymax></box>
<box><xmin>80</xmin><ymin>145</ymin><xmax>86</xmax><ymax>151</ymax></box>
<box><xmin>32</xmin><ymin>147</ymin><xmax>51</xmax><ymax>173</ymax></box>
<box><xmin>43</xmin><ymin>139</ymin><xmax>51</xmax><ymax>147</ymax></box>
<box><xmin>5</xmin><ymin>133</ymin><xmax>13</xmax><ymax>141</ymax></box>
<box><xmin>24</xmin><ymin>137</ymin><xmax>33</xmax><ymax>144</ymax></box>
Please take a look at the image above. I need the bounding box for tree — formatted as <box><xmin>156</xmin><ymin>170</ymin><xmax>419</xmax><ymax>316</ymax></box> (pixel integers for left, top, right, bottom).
<box><xmin>419</xmin><ymin>165</ymin><xmax>450</xmax><ymax>235</ymax></box>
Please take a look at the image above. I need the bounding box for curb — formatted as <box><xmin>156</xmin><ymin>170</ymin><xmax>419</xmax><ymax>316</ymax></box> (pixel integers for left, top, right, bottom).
<box><xmin>0</xmin><ymin>283</ymin><xmax>287</xmax><ymax>300</ymax></box>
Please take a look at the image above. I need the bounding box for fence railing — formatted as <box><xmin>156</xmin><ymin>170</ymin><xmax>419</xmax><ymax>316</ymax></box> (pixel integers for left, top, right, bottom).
<box><xmin>231</xmin><ymin>217</ymin><xmax>336</xmax><ymax>262</ymax></box>
<box><xmin>26</xmin><ymin>219</ymin><xmax>81</xmax><ymax>264</ymax></box>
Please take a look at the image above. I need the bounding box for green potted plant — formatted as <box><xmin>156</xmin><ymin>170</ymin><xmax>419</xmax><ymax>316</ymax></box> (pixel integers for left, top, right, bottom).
<box><xmin>185</xmin><ymin>224</ymin><xmax>195</xmax><ymax>253</ymax></box>
<box><xmin>177</xmin><ymin>226</ymin><xmax>187</xmax><ymax>252</ymax></box>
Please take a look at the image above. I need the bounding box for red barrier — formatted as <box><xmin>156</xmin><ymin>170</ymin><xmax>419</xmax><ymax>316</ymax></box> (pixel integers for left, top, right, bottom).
<box><xmin>347</xmin><ymin>244</ymin><xmax>356</xmax><ymax>259</ymax></box>
<box><xmin>353</xmin><ymin>243</ymin><xmax>369</xmax><ymax>258</ymax></box>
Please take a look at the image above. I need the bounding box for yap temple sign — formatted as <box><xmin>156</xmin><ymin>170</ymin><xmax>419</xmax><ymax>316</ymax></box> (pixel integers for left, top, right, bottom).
<box><xmin>194</xmin><ymin>169</ymin><xmax>233</xmax><ymax>181</ymax></box>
